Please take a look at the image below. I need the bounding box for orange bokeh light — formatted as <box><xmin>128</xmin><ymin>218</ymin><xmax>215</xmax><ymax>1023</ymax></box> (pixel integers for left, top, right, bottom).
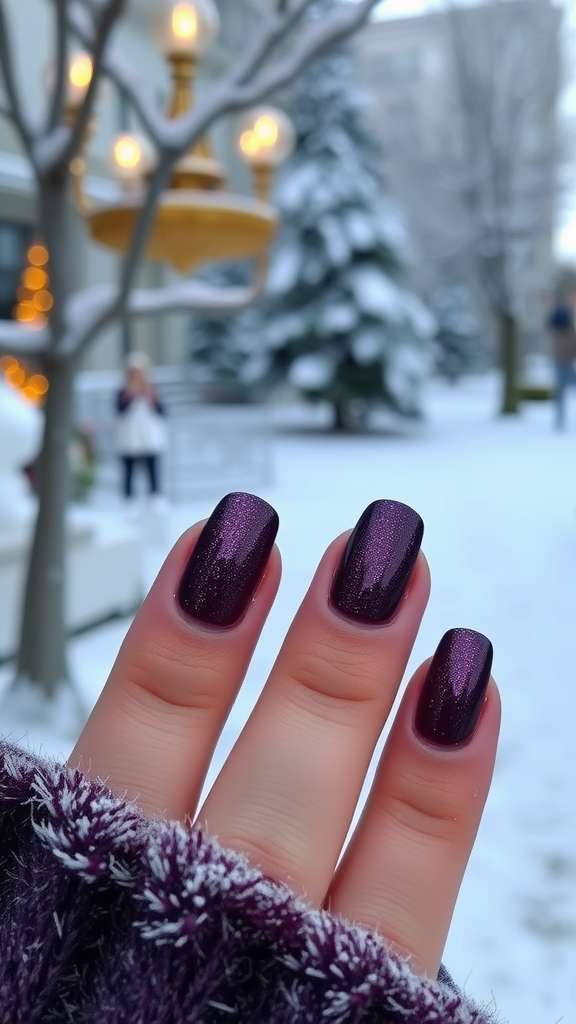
<box><xmin>33</xmin><ymin>290</ymin><xmax>54</xmax><ymax>312</ymax></box>
<box><xmin>1</xmin><ymin>355</ymin><xmax>49</xmax><ymax>404</ymax></box>
<box><xmin>23</xmin><ymin>267</ymin><xmax>48</xmax><ymax>291</ymax></box>
<box><xmin>21</xmin><ymin>385</ymin><xmax>41</xmax><ymax>402</ymax></box>
<box><xmin>28</xmin><ymin>374</ymin><xmax>49</xmax><ymax>395</ymax></box>
<box><xmin>6</xmin><ymin>365</ymin><xmax>26</xmax><ymax>386</ymax></box>
<box><xmin>16</xmin><ymin>301</ymin><xmax>37</xmax><ymax>322</ymax></box>
<box><xmin>28</xmin><ymin>244</ymin><xmax>49</xmax><ymax>267</ymax></box>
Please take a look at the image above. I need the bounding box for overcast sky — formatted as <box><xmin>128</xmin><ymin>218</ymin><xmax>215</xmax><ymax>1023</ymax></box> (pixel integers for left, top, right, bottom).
<box><xmin>370</xmin><ymin>0</ymin><xmax>576</xmax><ymax>262</ymax></box>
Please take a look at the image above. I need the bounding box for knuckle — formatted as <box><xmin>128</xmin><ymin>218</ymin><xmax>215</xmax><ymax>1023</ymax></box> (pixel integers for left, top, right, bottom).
<box><xmin>384</xmin><ymin>773</ymin><xmax>466</xmax><ymax>844</ymax></box>
<box><xmin>285</xmin><ymin>635</ymin><xmax>387</xmax><ymax>714</ymax></box>
<box><xmin>119</xmin><ymin>636</ymin><xmax>230</xmax><ymax>713</ymax></box>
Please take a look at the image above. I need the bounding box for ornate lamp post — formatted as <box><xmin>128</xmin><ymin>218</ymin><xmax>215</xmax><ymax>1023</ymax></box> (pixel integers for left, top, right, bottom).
<box><xmin>67</xmin><ymin>0</ymin><xmax>295</xmax><ymax>276</ymax></box>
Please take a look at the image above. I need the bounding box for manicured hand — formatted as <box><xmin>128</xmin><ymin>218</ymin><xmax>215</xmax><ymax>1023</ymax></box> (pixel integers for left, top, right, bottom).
<box><xmin>70</xmin><ymin>493</ymin><xmax>500</xmax><ymax>978</ymax></box>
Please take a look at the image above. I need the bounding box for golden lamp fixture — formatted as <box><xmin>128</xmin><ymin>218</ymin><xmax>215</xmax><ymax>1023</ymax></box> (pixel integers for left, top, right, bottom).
<box><xmin>68</xmin><ymin>0</ymin><xmax>295</xmax><ymax>274</ymax></box>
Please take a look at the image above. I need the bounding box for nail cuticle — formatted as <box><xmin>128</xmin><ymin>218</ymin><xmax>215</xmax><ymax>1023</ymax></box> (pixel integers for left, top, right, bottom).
<box><xmin>414</xmin><ymin>628</ymin><xmax>493</xmax><ymax>747</ymax></box>
<box><xmin>327</xmin><ymin>566</ymin><xmax>414</xmax><ymax>628</ymax></box>
<box><xmin>412</xmin><ymin>701</ymin><xmax>488</xmax><ymax>752</ymax></box>
<box><xmin>177</xmin><ymin>492</ymin><xmax>279</xmax><ymax>627</ymax></box>
<box><xmin>330</xmin><ymin>499</ymin><xmax>424</xmax><ymax>624</ymax></box>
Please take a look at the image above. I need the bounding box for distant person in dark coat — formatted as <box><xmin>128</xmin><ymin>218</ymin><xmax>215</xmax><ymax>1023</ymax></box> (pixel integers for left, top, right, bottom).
<box><xmin>547</xmin><ymin>295</ymin><xmax>576</xmax><ymax>429</ymax></box>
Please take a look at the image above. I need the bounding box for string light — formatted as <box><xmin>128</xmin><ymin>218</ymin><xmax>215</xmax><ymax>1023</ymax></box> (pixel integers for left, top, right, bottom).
<box><xmin>28</xmin><ymin>244</ymin><xmax>49</xmax><ymax>267</ymax></box>
<box><xmin>15</xmin><ymin>241</ymin><xmax>54</xmax><ymax>331</ymax></box>
<box><xmin>2</xmin><ymin>242</ymin><xmax>52</xmax><ymax>404</ymax></box>
<box><xmin>0</xmin><ymin>354</ymin><xmax>49</xmax><ymax>404</ymax></box>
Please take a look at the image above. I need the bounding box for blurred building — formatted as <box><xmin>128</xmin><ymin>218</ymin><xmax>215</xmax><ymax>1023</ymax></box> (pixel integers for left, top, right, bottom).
<box><xmin>0</xmin><ymin>0</ymin><xmax>274</xmax><ymax>370</ymax></box>
<box><xmin>355</xmin><ymin>0</ymin><xmax>562</xmax><ymax>357</ymax></box>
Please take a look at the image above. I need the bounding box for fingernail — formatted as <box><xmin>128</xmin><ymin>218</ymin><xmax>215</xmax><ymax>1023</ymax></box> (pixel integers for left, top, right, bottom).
<box><xmin>177</xmin><ymin>492</ymin><xmax>279</xmax><ymax>626</ymax></box>
<box><xmin>330</xmin><ymin>499</ymin><xmax>423</xmax><ymax>623</ymax></box>
<box><xmin>415</xmin><ymin>628</ymin><xmax>493</xmax><ymax>746</ymax></box>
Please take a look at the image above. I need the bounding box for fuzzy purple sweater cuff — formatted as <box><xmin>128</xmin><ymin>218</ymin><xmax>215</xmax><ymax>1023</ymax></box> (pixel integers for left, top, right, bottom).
<box><xmin>0</xmin><ymin>741</ymin><xmax>498</xmax><ymax>1024</ymax></box>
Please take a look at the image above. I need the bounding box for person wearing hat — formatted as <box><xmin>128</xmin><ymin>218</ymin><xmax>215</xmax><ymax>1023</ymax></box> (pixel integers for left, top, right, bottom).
<box><xmin>116</xmin><ymin>352</ymin><xmax>167</xmax><ymax>505</ymax></box>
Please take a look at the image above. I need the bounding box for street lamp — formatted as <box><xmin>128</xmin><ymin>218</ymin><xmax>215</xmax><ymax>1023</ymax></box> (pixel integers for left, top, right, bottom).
<box><xmin>69</xmin><ymin>0</ymin><xmax>295</xmax><ymax>274</ymax></box>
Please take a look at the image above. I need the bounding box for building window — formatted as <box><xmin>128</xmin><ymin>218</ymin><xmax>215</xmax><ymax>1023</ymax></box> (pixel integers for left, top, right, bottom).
<box><xmin>216</xmin><ymin>0</ymin><xmax>260</xmax><ymax>54</ymax></box>
<box><xmin>0</xmin><ymin>222</ymin><xmax>32</xmax><ymax>321</ymax></box>
<box><xmin>386</xmin><ymin>101</ymin><xmax>420</xmax><ymax>153</ymax></box>
<box><xmin>372</xmin><ymin>47</ymin><xmax>420</xmax><ymax>84</ymax></box>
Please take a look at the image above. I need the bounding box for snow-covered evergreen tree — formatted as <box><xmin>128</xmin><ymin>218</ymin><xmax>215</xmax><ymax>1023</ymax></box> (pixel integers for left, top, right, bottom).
<box><xmin>430</xmin><ymin>283</ymin><xmax>481</xmax><ymax>383</ymax></box>
<box><xmin>258</xmin><ymin>17</ymin><xmax>434</xmax><ymax>427</ymax></box>
<box><xmin>191</xmin><ymin>0</ymin><xmax>434</xmax><ymax>428</ymax></box>
<box><xmin>188</xmin><ymin>262</ymin><xmax>266</xmax><ymax>400</ymax></box>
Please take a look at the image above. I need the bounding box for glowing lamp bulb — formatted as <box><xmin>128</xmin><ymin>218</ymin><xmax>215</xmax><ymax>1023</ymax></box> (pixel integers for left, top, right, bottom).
<box><xmin>172</xmin><ymin>3</ymin><xmax>197</xmax><ymax>41</ymax></box>
<box><xmin>239</xmin><ymin>130</ymin><xmax>261</xmax><ymax>158</ymax></box>
<box><xmin>115</xmin><ymin>136</ymin><xmax>141</xmax><ymax>170</ymax></box>
<box><xmin>253</xmin><ymin>116</ymin><xmax>279</xmax><ymax>148</ymax></box>
<box><xmin>70</xmin><ymin>53</ymin><xmax>93</xmax><ymax>89</ymax></box>
<box><xmin>68</xmin><ymin>53</ymin><xmax>93</xmax><ymax>107</ymax></box>
<box><xmin>109</xmin><ymin>133</ymin><xmax>156</xmax><ymax>185</ymax></box>
<box><xmin>237</xmin><ymin>106</ymin><xmax>295</xmax><ymax>168</ymax></box>
<box><xmin>156</xmin><ymin>0</ymin><xmax>219</xmax><ymax>56</ymax></box>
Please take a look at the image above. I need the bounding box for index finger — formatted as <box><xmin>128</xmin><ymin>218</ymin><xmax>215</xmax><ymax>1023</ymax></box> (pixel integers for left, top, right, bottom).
<box><xmin>69</xmin><ymin>493</ymin><xmax>281</xmax><ymax>819</ymax></box>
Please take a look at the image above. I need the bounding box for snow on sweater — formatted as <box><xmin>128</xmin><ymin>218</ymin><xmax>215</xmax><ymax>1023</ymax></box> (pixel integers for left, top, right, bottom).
<box><xmin>0</xmin><ymin>741</ymin><xmax>500</xmax><ymax>1024</ymax></box>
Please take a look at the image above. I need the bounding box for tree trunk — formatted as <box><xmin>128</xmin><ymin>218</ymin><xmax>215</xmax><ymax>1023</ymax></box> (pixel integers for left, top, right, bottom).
<box><xmin>14</xmin><ymin>177</ymin><xmax>80</xmax><ymax>697</ymax></box>
<box><xmin>15</xmin><ymin>358</ymin><xmax>76</xmax><ymax>694</ymax></box>
<box><xmin>332</xmin><ymin>399</ymin><xmax>348</xmax><ymax>431</ymax></box>
<box><xmin>498</xmin><ymin>308</ymin><xmax>519</xmax><ymax>415</ymax></box>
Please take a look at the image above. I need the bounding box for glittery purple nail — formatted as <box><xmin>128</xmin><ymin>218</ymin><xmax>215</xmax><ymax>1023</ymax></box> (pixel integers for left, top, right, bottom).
<box><xmin>330</xmin><ymin>499</ymin><xmax>423</xmax><ymax>623</ymax></box>
<box><xmin>415</xmin><ymin>628</ymin><xmax>493</xmax><ymax>746</ymax></box>
<box><xmin>177</xmin><ymin>493</ymin><xmax>279</xmax><ymax>626</ymax></box>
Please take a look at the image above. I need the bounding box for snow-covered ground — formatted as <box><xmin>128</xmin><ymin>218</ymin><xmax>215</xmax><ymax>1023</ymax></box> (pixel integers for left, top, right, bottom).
<box><xmin>2</xmin><ymin>375</ymin><xmax>575</xmax><ymax>1024</ymax></box>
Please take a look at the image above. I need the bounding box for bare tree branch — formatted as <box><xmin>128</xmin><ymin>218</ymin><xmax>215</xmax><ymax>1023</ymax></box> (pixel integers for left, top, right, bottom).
<box><xmin>0</xmin><ymin>85</ymin><xmax>12</xmax><ymax>120</ymax></box>
<box><xmin>62</xmin><ymin>0</ymin><xmax>165</xmax><ymax>145</ymax></box>
<box><xmin>46</xmin><ymin>0</ymin><xmax>69</xmax><ymax>133</ymax></box>
<box><xmin>114</xmin><ymin>0</ymin><xmax>381</xmax><ymax>295</ymax></box>
<box><xmin>65</xmin><ymin>0</ymin><xmax>379</xmax><ymax>159</ymax></box>
<box><xmin>0</xmin><ymin>0</ymin><xmax>39</xmax><ymax>164</ymax></box>
<box><xmin>0</xmin><ymin>322</ymin><xmax>50</xmax><ymax>358</ymax></box>
<box><xmin>124</xmin><ymin>260</ymin><xmax>268</xmax><ymax>318</ymax></box>
<box><xmin>227</xmin><ymin>0</ymin><xmax>312</xmax><ymax>90</ymax></box>
<box><xmin>72</xmin><ymin>0</ymin><xmax>380</xmax><ymax>350</ymax></box>
<box><xmin>51</xmin><ymin>0</ymin><xmax>380</xmax><ymax>356</ymax></box>
<box><xmin>61</xmin><ymin>258</ymin><xmax>268</xmax><ymax>357</ymax></box>
<box><xmin>51</xmin><ymin>157</ymin><xmax>172</xmax><ymax>359</ymax></box>
<box><xmin>48</xmin><ymin>0</ymin><xmax>128</xmax><ymax>173</ymax></box>
<box><xmin>159</xmin><ymin>0</ymin><xmax>380</xmax><ymax>152</ymax></box>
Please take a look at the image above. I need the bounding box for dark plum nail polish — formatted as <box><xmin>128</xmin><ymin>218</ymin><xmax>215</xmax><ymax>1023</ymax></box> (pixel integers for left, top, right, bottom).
<box><xmin>330</xmin><ymin>499</ymin><xmax>423</xmax><ymax>623</ymax></box>
<box><xmin>177</xmin><ymin>492</ymin><xmax>278</xmax><ymax>626</ymax></box>
<box><xmin>415</xmin><ymin>628</ymin><xmax>493</xmax><ymax>746</ymax></box>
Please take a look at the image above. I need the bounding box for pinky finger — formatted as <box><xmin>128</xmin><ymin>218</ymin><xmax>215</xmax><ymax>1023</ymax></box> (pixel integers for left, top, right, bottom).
<box><xmin>326</xmin><ymin>628</ymin><xmax>501</xmax><ymax>978</ymax></box>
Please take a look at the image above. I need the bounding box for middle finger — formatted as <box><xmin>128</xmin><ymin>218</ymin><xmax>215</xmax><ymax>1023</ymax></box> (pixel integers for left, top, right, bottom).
<box><xmin>199</xmin><ymin>500</ymin><xmax>429</xmax><ymax>905</ymax></box>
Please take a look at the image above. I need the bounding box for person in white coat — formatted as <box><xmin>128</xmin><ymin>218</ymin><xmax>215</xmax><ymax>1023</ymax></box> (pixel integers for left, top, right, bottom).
<box><xmin>116</xmin><ymin>352</ymin><xmax>167</xmax><ymax>502</ymax></box>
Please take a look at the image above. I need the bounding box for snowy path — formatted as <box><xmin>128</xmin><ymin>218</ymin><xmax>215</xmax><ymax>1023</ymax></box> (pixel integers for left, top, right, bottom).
<box><xmin>2</xmin><ymin>376</ymin><xmax>575</xmax><ymax>1023</ymax></box>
